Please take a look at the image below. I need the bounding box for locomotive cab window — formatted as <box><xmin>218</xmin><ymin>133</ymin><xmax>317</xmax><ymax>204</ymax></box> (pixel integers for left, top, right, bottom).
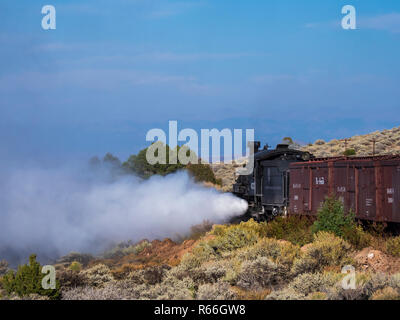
<box><xmin>263</xmin><ymin>166</ymin><xmax>284</xmax><ymax>205</ymax></box>
<box><xmin>264</xmin><ymin>167</ymin><xmax>281</xmax><ymax>187</ymax></box>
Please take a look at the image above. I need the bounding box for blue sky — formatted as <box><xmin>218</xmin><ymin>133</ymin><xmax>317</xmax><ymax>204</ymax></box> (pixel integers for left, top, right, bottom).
<box><xmin>1</xmin><ymin>0</ymin><xmax>400</xmax><ymax>162</ymax></box>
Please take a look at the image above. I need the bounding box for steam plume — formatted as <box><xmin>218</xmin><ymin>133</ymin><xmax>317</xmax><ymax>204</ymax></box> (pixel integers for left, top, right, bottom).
<box><xmin>0</xmin><ymin>165</ymin><xmax>248</xmax><ymax>264</ymax></box>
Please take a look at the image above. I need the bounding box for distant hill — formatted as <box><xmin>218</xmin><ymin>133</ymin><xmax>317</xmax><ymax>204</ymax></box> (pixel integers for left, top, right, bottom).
<box><xmin>301</xmin><ymin>126</ymin><xmax>400</xmax><ymax>158</ymax></box>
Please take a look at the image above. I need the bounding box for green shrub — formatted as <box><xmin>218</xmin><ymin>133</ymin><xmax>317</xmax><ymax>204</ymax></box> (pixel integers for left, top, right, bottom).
<box><xmin>186</xmin><ymin>163</ymin><xmax>219</xmax><ymax>184</ymax></box>
<box><xmin>1</xmin><ymin>254</ymin><xmax>60</xmax><ymax>299</ymax></box>
<box><xmin>236</xmin><ymin>257</ymin><xmax>286</xmax><ymax>290</ymax></box>
<box><xmin>312</xmin><ymin>196</ymin><xmax>356</xmax><ymax>237</ymax></box>
<box><xmin>234</xmin><ymin>238</ymin><xmax>300</xmax><ymax>271</ymax></box>
<box><xmin>291</xmin><ymin>232</ymin><xmax>352</xmax><ymax>275</ymax></box>
<box><xmin>343</xmin><ymin>149</ymin><xmax>356</xmax><ymax>156</ymax></box>
<box><xmin>69</xmin><ymin>261</ymin><xmax>82</xmax><ymax>272</ymax></box>
<box><xmin>288</xmin><ymin>272</ymin><xmax>342</xmax><ymax>295</ymax></box>
<box><xmin>196</xmin><ymin>281</ymin><xmax>238</xmax><ymax>300</ymax></box>
<box><xmin>308</xmin><ymin>292</ymin><xmax>327</xmax><ymax>300</ymax></box>
<box><xmin>180</xmin><ymin>242</ymin><xmax>217</xmax><ymax>270</ymax></box>
<box><xmin>180</xmin><ymin>260</ymin><xmax>233</xmax><ymax>285</ymax></box>
<box><xmin>327</xmin><ymin>273</ymin><xmax>393</xmax><ymax>300</ymax></box>
<box><xmin>180</xmin><ymin>220</ymin><xmax>262</xmax><ymax>249</ymax></box>
<box><xmin>81</xmin><ymin>264</ymin><xmax>113</xmax><ymax>287</ymax></box>
<box><xmin>57</xmin><ymin>269</ymin><xmax>87</xmax><ymax>290</ymax></box>
<box><xmin>208</xmin><ymin>222</ymin><xmax>259</xmax><ymax>253</ymax></box>
<box><xmin>311</xmin><ymin>232</ymin><xmax>352</xmax><ymax>265</ymax></box>
<box><xmin>142</xmin><ymin>274</ymin><xmax>195</xmax><ymax>300</ymax></box>
<box><xmin>129</xmin><ymin>265</ymin><xmax>170</xmax><ymax>285</ymax></box>
<box><xmin>262</xmin><ymin>216</ymin><xmax>313</xmax><ymax>246</ymax></box>
<box><xmin>122</xmin><ymin>143</ymin><xmax>196</xmax><ymax>179</ymax></box>
<box><xmin>389</xmin><ymin>273</ymin><xmax>400</xmax><ymax>291</ymax></box>
<box><xmin>234</xmin><ymin>238</ymin><xmax>281</xmax><ymax>261</ymax></box>
<box><xmin>290</xmin><ymin>256</ymin><xmax>319</xmax><ymax>276</ymax></box>
<box><xmin>362</xmin><ymin>273</ymin><xmax>390</xmax><ymax>298</ymax></box>
<box><xmin>386</xmin><ymin>236</ymin><xmax>400</xmax><ymax>257</ymax></box>
<box><xmin>327</xmin><ymin>286</ymin><xmax>366</xmax><ymax>300</ymax></box>
<box><xmin>342</xmin><ymin>225</ymin><xmax>372</xmax><ymax>249</ymax></box>
<box><xmin>62</xmin><ymin>280</ymin><xmax>147</xmax><ymax>300</ymax></box>
<box><xmin>364</xmin><ymin>221</ymin><xmax>387</xmax><ymax>237</ymax></box>
<box><xmin>371</xmin><ymin>287</ymin><xmax>400</xmax><ymax>300</ymax></box>
<box><xmin>265</xmin><ymin>288</ymin><xmax>306</xmax><ymax>300</ymax></box>
<box><xmin>225</xmin><ymin>219</ymin><xmax>266</xmax><ymax>238</ymax></box>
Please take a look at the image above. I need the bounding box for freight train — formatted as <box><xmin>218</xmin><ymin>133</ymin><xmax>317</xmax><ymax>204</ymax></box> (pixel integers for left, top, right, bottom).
<box><xmin>232</xmin><ymin>142</ymin><xmax>400</xmax><ymax>223</ymax></box>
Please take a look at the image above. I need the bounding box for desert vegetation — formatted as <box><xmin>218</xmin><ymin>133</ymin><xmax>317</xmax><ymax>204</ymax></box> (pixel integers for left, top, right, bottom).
<box><xmin>2</xmin><ymin>197</ymin><xmax>400</xmax><ymax>300</ymax></box>
<box><xmin>91</xmin><ymin>142</ymin><xmax>222</xmax><ymax>188</ymax></box>
<box><xmin>302</xmin><ymin>126</ymin><xmax>400</xmax><ymax>158</ymax></box>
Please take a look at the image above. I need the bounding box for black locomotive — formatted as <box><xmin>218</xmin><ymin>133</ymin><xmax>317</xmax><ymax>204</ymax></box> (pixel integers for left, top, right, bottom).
<box><xmin>232</xmin><ymin>142</ymin><xmax>313</xmax><ymax>221</ymax></box>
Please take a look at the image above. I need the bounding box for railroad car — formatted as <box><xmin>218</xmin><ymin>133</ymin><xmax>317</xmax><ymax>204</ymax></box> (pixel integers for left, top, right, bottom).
<box><xmin>233</xmin><ymin>142</ymin><xmax>400</xmax><ymax>223</ymax></box>
<box><xmin>290</xmin><ymin>155</ymin><xmax>400</xmax><ymax>223</ymax></box>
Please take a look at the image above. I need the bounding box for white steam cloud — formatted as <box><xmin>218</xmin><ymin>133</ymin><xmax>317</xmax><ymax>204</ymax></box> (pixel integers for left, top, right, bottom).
<box><xmin>0</xmin><ymin>165</ymin><xmax>248</xmax><ymax>263</ymax></box>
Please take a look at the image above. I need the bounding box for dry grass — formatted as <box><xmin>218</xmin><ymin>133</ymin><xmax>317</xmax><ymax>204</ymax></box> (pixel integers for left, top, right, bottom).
<box><xmin>302</xmin><ymin>126</ymin><xmax>400</xmax><ymax>158</ymax></box>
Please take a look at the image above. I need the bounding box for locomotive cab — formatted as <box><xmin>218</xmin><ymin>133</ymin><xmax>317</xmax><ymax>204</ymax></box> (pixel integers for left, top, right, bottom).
<box><xmin>233</xmin><ymin>142</ymin><xmax>313</xmax><ymax>221</ymax></box>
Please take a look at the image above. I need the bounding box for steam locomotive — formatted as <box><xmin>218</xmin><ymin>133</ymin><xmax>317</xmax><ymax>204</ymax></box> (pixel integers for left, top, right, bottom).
<box><xmin>232</xmin><ymin>142</ymin><xmax>313</xmax><ymax>221</ymax></box>
<box><xmin>233</xmin><ymin>142</ymin><xmax>400</xmax><ymax>223</ymax></box>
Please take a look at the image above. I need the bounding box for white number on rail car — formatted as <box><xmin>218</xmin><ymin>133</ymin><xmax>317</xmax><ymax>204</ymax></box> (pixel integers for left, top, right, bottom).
<box><xmin>387</xmin><ymin>188</ymin><xmax>394</xmax><ymax>195</ymax></box>
<box><xmin>315</xmin><ymin>177</ymin><xmax>325</xmax><ymax>185</ymax></box>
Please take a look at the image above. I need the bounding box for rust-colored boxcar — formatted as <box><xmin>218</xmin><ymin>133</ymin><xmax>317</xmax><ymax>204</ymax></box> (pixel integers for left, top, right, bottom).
<box><xmin>289</xmin><ymin>156</ymin><xmax>400</xmax><ymax>223</ymax></box>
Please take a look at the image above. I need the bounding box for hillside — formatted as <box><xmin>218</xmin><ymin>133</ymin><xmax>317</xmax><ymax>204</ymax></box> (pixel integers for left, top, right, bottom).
<box><xmin>212</xmin><ymin>126</ymin><xmax>400</xmax><ymax>191</ymax></box>
<box><xmin>210</xmin><ymin>158</ymin><xmax>247</xmax><ymax>192</ymax></box>
<box><xmin>3</xmin><ymin>212</ymin><xmax>400</xmax><ymax>300</ymax></box>
<box><xmin>302</xmin><ymin>126</ymin><xmax>400</xmax><ymax>158</ymax></box>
